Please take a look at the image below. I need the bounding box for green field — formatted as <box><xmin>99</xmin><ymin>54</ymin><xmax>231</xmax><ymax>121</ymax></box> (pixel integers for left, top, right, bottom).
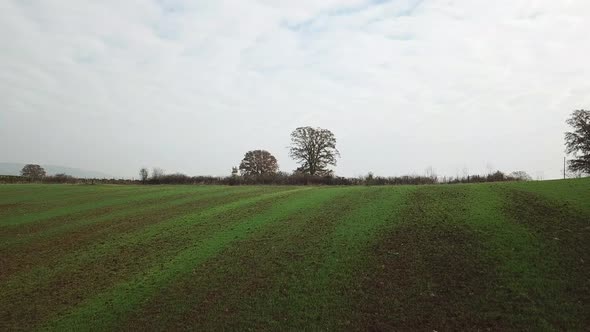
<box><xmin>1</xmin><ymin>180</ymin><xmax>589</xmax><ymax>331</ymax></box>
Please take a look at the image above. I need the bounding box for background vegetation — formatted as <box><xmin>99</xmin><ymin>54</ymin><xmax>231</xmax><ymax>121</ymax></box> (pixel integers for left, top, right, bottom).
<box><xmin>6</xmin><ymin>110</ymin><xmax>589</xmax><ymax>185</ymax></box>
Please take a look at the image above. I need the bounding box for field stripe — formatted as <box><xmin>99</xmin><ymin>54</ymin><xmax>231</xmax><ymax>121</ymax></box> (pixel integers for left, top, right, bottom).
<box><xmin>0</xmin><ymin>186</ymin><xmax>237</xmax><ymax>245</ymax></box>
<box><xmin>1</xmin><ymin>181</ymin><xmax>588</xmax><ymax>330</ymax></box>
<box><xmin>0</xmin><ymin>187</ymin><xmax>291</xmax><ymax>290</ymax></box>
<box><xmin>277</xmin><ymin>185</ymin><xmax>413</xmax><ymax>328</ymax></box>
<box><xmin>0</xmin><ymin>185</ymin><xmax>146</xmax><ymax>205</ymax></box>
<box><xmin>493</xmin><ymin>186</ymin><xmax>590</xmax><ymax>329</ymax></box>
<box><xmin>0</xmin><ymin>186</ymin><xmax>266</xmax><ymax>281</ymax></box>
<box><xmin>0</xmin><ymin>186</ymin><xmax>153</xmax><ymax>219</ymax></box>
<box><xmin>0</xmin><ymin>186</ymin><xmax>228</xmax><ymax>241</ymax></box>
<box><xmin>0</xmin><ymin>186</ymin><xmax>210</xmax><ymax>227</ymax></box>
<box><xmin>504</xmin><ymin>178</ymin><xmax>590</xmax><ymax>215</ymax></box>
<box><xmin>0</xmin><ymin>186</ymin><xmax>183</xmax><ymax>226</ymax></box>
<box><xmin>238</xmin><ymin>186</ymin><xmax>412</xmax><ymax>330</ymax></box>
<box><xmin>39</xmin><ymin>187</ymin><xmax>343</xmax><ymax>330</ymax></box>
<box><xmin>334</xmin><ymin>186</ymin><xmax>505</xmax><ymax>330</ymax></box>
<box><xmin>120</xmin><ymin>186</ymin><xmax>373</xmax><ymax>330</ymax></box>
<box><xmin>0</xmin><ymin>187</ymin><xmax>305</xmax><ymax>330</ymax></box>
<box><xmin>448</xmin><ymin>183</ymin><xmax>590</xmax><ymax>330</ymax></box>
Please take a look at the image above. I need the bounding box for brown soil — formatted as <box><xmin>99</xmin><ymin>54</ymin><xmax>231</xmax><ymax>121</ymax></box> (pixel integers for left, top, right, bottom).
<box><xmin>348</xmin><ymin>188</ymin><xmax>506</xmax><ymax>331</ymax></box>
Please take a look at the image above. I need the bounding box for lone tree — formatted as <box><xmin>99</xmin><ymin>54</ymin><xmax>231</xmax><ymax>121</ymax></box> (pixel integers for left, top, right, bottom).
<box><xmin>289</xmin><ymin>126</ymin><xmax>340</xmax><ymax>176</ymax></box>
<box><xmin>139</xmin><ymin>168</ymin><xmax>149</xmax><ymax>183</ymax></box>
<box><xmin>239</xmin><ymin>150</ymin><xmax>278</xmax><ymax>176</ymax></box>
<box><xmin>565</xmin><ymin>109</ymin><xmax>590</xmax><ymax>175</ymax></box>
<box><xmin>20</xmin><ymin>164</ymin><xmax>46</xmax><ymax>180</ymax></box>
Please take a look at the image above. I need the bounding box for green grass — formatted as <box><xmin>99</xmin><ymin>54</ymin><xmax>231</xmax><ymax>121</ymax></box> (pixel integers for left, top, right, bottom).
<box><xmin>0</xmin><ymin>180</ymin><xmax>589</xmax><ymax>331</ymax></box>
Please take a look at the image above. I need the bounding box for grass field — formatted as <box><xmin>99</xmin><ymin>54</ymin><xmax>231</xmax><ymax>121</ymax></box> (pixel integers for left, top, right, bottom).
<box><xmin>1</xmin><ymin>179</ymin><xmax>589</xmax><ymax>331</ymax></box>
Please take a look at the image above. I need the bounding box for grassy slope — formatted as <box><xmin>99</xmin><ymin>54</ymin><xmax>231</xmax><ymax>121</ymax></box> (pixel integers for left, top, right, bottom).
<box><xmin>0</xmin><ymin>180</ymin><xmax>588</xmax><ymax>331</ymax></box>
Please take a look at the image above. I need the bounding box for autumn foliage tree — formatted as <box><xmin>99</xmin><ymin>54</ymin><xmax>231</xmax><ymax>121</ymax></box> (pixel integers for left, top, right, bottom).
<box><xmin>289</xmin><ymin>127</ymin><xmax>340</xmax><ymax>176</ymax></box>
<box><xmin>20</xmin><ymin>164</ymin><xmax>46</xmax><ymax>180</ymax></box>
<box><xmin>239</xmin><ymin>150</ymin><xmax>279</xmax><ymax>176</ymax></box>
<box><xmin>565</xmin><ymin>109</ymin><xmax>590</xmax><ymax>175</ymax></box>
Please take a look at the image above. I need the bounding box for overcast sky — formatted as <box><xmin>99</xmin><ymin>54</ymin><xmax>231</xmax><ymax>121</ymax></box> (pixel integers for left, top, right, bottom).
<box><xmin>2</xmin><ymin>0</ymin><xmax>589</xmax><ymax>179</ymax></box>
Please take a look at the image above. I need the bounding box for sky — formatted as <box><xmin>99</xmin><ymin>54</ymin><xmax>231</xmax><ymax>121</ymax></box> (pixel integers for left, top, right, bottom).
<box><xmin>1</xmin><ymin>0</ymin><xmax>590</xmax><ymax>179</ymax></box>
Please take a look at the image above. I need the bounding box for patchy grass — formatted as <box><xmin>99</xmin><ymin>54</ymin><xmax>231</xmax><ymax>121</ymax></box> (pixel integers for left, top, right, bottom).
<box><xmin>0</xmin><ymin>180</ymin><xmax>588</xmax><ymax>331</ymax></box>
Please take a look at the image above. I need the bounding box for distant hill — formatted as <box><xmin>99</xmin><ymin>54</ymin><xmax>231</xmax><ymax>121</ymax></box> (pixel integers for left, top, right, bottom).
<box><xmin>0</xmin><ymin>163</ymin><xmax>113</xmax><ymax>179</ymax></box>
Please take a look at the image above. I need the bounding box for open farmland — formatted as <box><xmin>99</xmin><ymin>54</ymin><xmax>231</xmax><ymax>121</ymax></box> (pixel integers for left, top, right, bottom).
<box><xmin>1</xmin><ymin>180</ymin><xmax>589</xmax><ymax>331</ymax></box>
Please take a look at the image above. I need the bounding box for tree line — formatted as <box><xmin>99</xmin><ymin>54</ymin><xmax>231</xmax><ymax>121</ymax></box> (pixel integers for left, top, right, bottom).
<box><xmin>138</xmin><ymin>126</ymin><xmax>340</xmax><ymax>182</ymax></box>
<box><xmin>10</xmin><ymin>112</ymin><xmax>590</xmax><ymax>185</ymax></box>
<box><xmin>6</xmin><ymin>166</ymin><xmax>536</xmax><ymax>186</ymax></box>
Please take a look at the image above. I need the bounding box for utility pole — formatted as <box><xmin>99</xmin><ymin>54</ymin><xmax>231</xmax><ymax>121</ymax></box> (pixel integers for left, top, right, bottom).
<box><xmin>563</xmin><ymin>156</ymin><xmax>566</xmax><ymax>179</ymax></box>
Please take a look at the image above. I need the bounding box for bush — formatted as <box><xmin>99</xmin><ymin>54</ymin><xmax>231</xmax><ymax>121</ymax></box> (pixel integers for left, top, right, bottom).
<box><xmin>0</xmin><ymin>169</ymin><xmax>534</xmax><ymax>186</ymax></box>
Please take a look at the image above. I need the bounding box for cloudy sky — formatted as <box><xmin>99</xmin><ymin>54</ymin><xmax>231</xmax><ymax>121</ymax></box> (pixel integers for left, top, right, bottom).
<box><xmin>2</xmin><ymin>0</ymin><xmax>589</xmax><ymax>179</ymax></box>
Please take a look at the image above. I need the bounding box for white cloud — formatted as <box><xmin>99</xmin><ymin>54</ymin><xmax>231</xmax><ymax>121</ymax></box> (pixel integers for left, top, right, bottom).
<box><xmin>1</xmin><ymin>0</ymin><xmax>589</xmax><ymax>178</ymax></box>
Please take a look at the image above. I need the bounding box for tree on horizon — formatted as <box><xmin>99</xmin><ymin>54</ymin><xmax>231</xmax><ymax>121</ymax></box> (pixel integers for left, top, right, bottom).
<box><xmin>565</xmin><ymin>109</ymin><xmax>590</xmax><ymax>175</ymax></box>
<box><xmin>289</xmin><ymin>127</ymin><xmax>340</xmax><ymax>176</ymax></box>
<box><xmin>20</xmin><ymin>164</ymin><xmax>46</xmax><ymax>180</ymax></box>
<box><xmin>239</xmin><ymin>150</ymin><xmax>279</xmax><ymax>176</ymax></box>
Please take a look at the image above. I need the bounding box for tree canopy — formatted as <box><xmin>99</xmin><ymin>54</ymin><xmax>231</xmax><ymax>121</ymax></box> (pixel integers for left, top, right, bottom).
<box><xmin>139</xmin><ymin>168</ymin><xmax>149</xmax><ymax>183</ymax></box>
<box><xmin>289</xmin><ymin>127</ymin><xmax>340</xmax><ymax>176</ymax></box>
<box><xmin>565</xmin><ymin>109</ymin><xmax>590</xmax><ymax>174</ymax></box>
<box><xmin>509</xmin><ymin>171</ymin><xmax>532</xmax><ymax>181</ymax></box>
<box><xmin>239</xmin><ymin>150</ymin><xmax>279</xmax><ymax>176</ymax></box>
<box><xmin>20</xmin><ymin>164</ymin><xmax>46</xmax><ymax>180</ymax></box>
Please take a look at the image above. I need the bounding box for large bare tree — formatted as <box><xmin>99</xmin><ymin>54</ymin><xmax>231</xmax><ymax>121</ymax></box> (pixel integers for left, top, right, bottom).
<box><xmin>289</xmin><ymin>127</ymin><xmax>340</xmax><ymax>176</ymax></box>
<box><xmin>239</xmin><ymin>150</ymin><xmax>279</xmax><ymax>176</ymax></box>
<box><xmin>565</xmin><ymin>109</ymin><xmax>590</xmax><ymax>175</ymax></box>
<box><xmin>20</xmin><ymin>164</ymin><xmax>46</xmax><ymax>180</ymax></box>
